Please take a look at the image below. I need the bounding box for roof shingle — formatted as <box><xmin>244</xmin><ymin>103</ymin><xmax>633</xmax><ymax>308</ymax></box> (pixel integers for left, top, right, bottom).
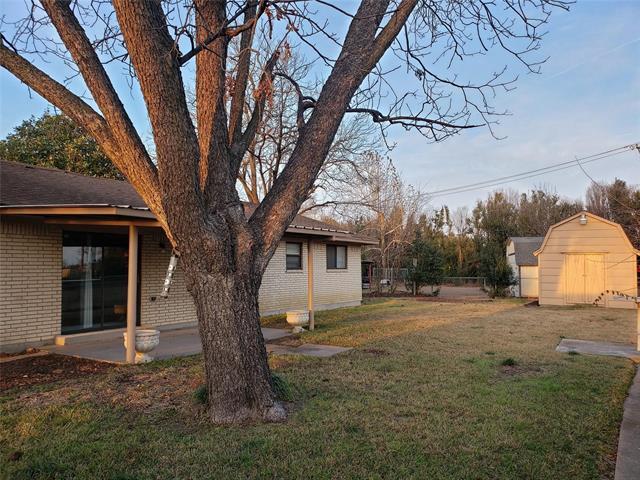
<box><xmin>509</xmin><ymin>236</ymin><xmax>544</xmax><ymax>266</ymax></box>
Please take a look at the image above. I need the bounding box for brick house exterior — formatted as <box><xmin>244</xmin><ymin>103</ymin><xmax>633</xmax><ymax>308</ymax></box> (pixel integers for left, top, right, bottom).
<box><xmin>0</xmin><ymin>161</ymin><xmax>373</xmax><ymax>352</ymax></box>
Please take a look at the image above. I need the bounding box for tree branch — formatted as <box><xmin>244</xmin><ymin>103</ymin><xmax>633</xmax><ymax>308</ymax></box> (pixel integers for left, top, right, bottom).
<box><xmin>178</xmin><ymin>0</ymin><xmax>267</xmax><ymax>66</ymax></box>
<box><xmin>113</xmin><ymin>0</ymin><xmax>204</xmax><ymax>241</ymax></box>
<box><xmin>249</xmin><ymin>0</ymin><xmax>395</xmax><ymax>270</ymax></box>
<box><xmin>0</xmin><ymin>41</ymin><xmax>115</xmax><ymax>157</ymax></box>
<box><xmin>194</xmin><ymin>0</ymin><xmax>232</xmax><ymax>203</ymax></box>
<box><xmin>230</xmin><ymin>49</ymin><xmax>279</xmax><ymax>174</ymax></box>
<box><xmin>40</xmin><ymin>0</ymin><xmax>165</xmax><ymax>224</ymax></box>
<box><xmin>228</xmin><ymin>1</ymin><xmax>261</xmax><ymax>146</ymax></box>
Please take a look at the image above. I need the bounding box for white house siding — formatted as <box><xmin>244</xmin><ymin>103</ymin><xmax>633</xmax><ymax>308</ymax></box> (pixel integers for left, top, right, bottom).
<box><xmin>519</xmin><ymin>266</ymin><xmax>539</xmax><ymax>298</ymax></box>
<box><xmin>0</xmin><ymin>219</ymin><xmax>62</xmax><ymax>351</ymax></box>
<box><xmin>537</xmin><ymin>214</ymin><xmax>638</xmax><ymax>309</ymax></box>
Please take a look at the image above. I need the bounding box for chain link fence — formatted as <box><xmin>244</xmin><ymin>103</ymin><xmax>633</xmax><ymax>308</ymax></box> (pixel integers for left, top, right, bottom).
<box><xmin>362</xmin><ymin>266</ymin><xmax>486</xmax><ymax>293</ymax></box>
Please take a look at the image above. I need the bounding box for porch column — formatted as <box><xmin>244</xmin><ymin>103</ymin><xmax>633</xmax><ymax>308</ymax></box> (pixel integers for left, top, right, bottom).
<box><xmin>126</xmin><ymin>224</ymin><xmax>139</xmax><ymax>364</ymax></box>
<box><xmin>307</xmin><ymin>239</ymin><xmax>315</xmax><ymax>331</ymax></box>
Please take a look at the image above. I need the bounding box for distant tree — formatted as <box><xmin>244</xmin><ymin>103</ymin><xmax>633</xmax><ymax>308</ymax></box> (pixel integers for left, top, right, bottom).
<box><xmin>406</xmin><ymin>237</ymin><xmax>445</xmax><ymax>295</ymax></box>
<box><xmin>414</xmin><ymin>206</ymin><xmax>477</xmax><ymax>277</ymax></box>
<box><xmin>336</xmin><ymin>152</ymin><xmax>424</xmax><ymax>292</ymax></box>
<box><xmin>586</xmin><ymin>179</ymin><xmax>640</xmax><ymax>247</ymax></box>
<box><xmin>0</xmin><ymin>112</ymin><xmax>121</xmax><ymax>179</ymax></box>
<box><xmin>472</xmin><ymin>191</ymin><xmax>520</xmax><ymax>244</ymax></box>
<box><xmin>478</xmin><ymin>240</ymin><xmax>516</xmax><ymax>297</ymax></box>
<box><xmin>517</xmin><ymin>188</ymin><xmax>582</xmax><ymax>235</ymax></box>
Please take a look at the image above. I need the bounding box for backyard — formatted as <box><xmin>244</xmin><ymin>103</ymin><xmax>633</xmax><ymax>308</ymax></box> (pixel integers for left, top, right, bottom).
<box><xmin>1</xmin><ymin>299</ymin><xmax>637</xmax><ymax>479</ymax></box>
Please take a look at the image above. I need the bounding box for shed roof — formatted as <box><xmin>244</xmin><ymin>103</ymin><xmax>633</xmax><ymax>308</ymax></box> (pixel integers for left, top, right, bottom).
<box><xmin>533</xmin><ymin>211</ymin><xmax>640</xmax><ymax>256</ymax></box>
<box><xmin>508</xmin><ymin>236</ymin><xmax>544</xmax><ymax>266</ymax></box>
<box><xmin>0</xmin><ymin>160</ymin><xmax>376</xmax><ymax>244</ymax></box>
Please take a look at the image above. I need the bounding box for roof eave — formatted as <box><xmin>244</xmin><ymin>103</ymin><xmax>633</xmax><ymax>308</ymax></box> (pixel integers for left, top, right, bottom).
<box><xmin>0</xmin><ymin>204</ymin><xmax>155</xmax><ymax>219</ymax></box>
<box><xmin>0</xmin><ymin>204</ymin><xmax>378</xmax><ymax>244</ymax></box>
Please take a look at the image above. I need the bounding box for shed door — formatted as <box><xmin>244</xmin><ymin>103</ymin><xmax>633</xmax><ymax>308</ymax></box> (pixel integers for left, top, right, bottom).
<box><xmin>564</xmin><ymin>254</ymin><xmax>604</xmax><ymax>304</ymax></box>
<box><xmin>584</xmin><ymin>254</ymin><xmax>605</xmax><ymax>304</ymax></box>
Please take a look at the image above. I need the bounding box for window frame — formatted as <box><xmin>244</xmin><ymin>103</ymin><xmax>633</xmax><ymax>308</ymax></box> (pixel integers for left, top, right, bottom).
<box><xmin>326</xmin><ymin>244</ymin><xmax>348</xmax><ymax>270</ymax></box>
<box><xmin>285</xmin><ymin>241</ymin><xmax>303</xmax><ymax>271</ymax></box>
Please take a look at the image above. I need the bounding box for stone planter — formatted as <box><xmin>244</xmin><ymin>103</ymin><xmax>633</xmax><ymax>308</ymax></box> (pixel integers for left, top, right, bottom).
<box><xmin>123</xmin><ymin>329</ymin><xmax>160</xmax><ymax>363</ymax></box>
<box><xmin>286</xmin><ymin>310</ymin><xmax>309</xmax><ymax>334</ymax></box>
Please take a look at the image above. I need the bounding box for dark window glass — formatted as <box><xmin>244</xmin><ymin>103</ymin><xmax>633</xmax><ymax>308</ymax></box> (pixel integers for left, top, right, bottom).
<box><xmin>286</xmin><ymin>242</ymin><xmax>302</xmax><ymax>270</ymax></box>
<box><xmin>327</xmin><ymin>245</ymin><xmax>347</xmax><ymax>269</ymax></box>
<box><xmin>61</xmin><ymin>231</ymin><xmax>128</xmax><ymax>333</ymax></box>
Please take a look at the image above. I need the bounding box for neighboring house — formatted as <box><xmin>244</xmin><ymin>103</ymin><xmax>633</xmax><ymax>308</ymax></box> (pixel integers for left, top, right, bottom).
<box><xmin>534</xmin><ymin>211</ymin><xmax>639</xmax><ymax>309</ymax></box>
<box><xmin>506</xmin><ymin>236</ymin><xmax>544</xmax><ymax>298</ymax></box>
<box><xmin>0</xmin><ymin>160</ymin><xmax>375</xmax><ymax>352</ymax></box>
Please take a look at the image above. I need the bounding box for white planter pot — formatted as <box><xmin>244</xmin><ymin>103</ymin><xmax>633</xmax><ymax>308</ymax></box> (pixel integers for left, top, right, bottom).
<box><xmin>123</xmin><ymin>329</ymin><xmax>160</xmax><ymax>363</ymax></box>
<box><xmin>286</xmin><ymin>310</ymin><xmax>309</xmax><ymax>333</ymax></box>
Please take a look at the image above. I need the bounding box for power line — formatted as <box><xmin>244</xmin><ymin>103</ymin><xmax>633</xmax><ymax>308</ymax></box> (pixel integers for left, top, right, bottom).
<box><xmin>576</xmin><ymin>156</ymin><xmax>639</xmax><ymax>215</ymax></box>
<box><xmin>427</xmin><ymin>142</ymin><xmax>639</xmax><ymax>198</ymax></box>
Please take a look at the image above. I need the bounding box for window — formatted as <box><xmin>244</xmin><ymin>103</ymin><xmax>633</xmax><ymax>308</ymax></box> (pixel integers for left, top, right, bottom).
<box><xmin>286</xmin><ymin>242</ymin><xmax>302</xmax><ymax>270</ymax></box>
<box><xmin>327</xmin><ymin>245</ymin><xmax>347</xmax><ymax>269</ymax></box>
<box><xmin>61</xmin><ymin>231</ymin><xmax>129</xmax><ymax>334</ymax></box>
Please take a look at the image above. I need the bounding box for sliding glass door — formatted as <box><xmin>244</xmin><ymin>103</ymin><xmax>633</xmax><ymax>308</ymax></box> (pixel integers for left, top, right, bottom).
<box><xmin>61</xmin><ymin>231</ymin><xmax>129</xmax><ymax>334</ymax></box>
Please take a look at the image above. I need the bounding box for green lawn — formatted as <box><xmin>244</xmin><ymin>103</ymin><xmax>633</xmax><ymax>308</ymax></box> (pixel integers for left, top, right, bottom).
<box><xmin>1</xmin><ymin>299</ymin><xmax>637</xmax><ymax>479</ymax></box>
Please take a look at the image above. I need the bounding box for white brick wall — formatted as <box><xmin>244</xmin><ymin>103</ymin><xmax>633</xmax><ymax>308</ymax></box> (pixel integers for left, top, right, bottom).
<box><xmin>258</xmin><ymin>239</ymin><xmax>362</xmax><ymax>315</ymax></box>
<box><xmin>312</xmin><ymin>242</ymin><xmax>362</xmax><ymax>310</ymax></box>
<box><xmin>0</xmin><ymin>223</ymin><xmax>363</xmax><ymax>350</ymax></box>
<box><xmin>259</xmin><ymin>239</ymin><xmax>309</xmax><ymax>314</ymax></box>
<box><xmin>0</xmin><ymin>219</ymin><xmax>62</xmax><ymax>351</ymax></box>
<box><xmin>139</xmin><ymin>232</ymin><xmax>198</xmax><ymax>327</ymax></box>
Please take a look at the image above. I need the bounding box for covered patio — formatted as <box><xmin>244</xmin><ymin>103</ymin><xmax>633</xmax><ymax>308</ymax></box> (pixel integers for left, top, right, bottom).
<box><xmin>43</xmin><ymin>324</ymin><xmax>350</xmax><ymax>362</ymax></box>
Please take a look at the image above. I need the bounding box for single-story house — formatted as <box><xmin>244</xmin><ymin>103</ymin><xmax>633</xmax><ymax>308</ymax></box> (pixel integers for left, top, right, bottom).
<box><xmin>506</xmin><ymin>236</ymin><xmax>544</xmax><ymax>298</ymax></box>
<box><xmin>0</xmin><ymin>160</ymin><xmax>375</xmax><ymax>352</ymax></box>
<box><xmin>534</xmin><ymin>211</ymin><xmax>639</xmax><ymax>309</ymax></box>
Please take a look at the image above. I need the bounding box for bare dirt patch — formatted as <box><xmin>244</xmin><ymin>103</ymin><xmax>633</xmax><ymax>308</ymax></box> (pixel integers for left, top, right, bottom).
<box><xmin>0</xmin><ymin>353</ymin><xmax>114</xmax><ymax>391</ymax></box>
<box><xmin>0</xmin><ymin>347</ymin><xmax>41</xmax><ymax>359</ymax></box>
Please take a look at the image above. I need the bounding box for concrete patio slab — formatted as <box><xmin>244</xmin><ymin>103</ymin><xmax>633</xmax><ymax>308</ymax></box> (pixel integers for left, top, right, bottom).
<box><xmin>43</xmin><ymin>326</ymin><xmax>347</xmax><ymax>363</ymax></box>
<box><xmin>556</xmin><ymin>339</ymin><xmax>640</xmax><ymax>362</ymax></box>
<box><xmin>556</xmin><ymin>338</ymin><xmax>640</xmax><ymax>480</ymax></box>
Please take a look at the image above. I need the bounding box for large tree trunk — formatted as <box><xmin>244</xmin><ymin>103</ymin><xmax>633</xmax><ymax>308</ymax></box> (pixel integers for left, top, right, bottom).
<box><xmin>183</xmin><ymin>256</ymin><xmax>285</xmax><ymax>424</ymax></box>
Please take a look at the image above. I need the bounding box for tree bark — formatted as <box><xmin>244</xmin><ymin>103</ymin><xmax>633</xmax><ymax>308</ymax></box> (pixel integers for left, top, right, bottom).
<box><xmin>183</xmin><ymin>250</ymin><xmax>285</xmax><ymax>424</ymax></box>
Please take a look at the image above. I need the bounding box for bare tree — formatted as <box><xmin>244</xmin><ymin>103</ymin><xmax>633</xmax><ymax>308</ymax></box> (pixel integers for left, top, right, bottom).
<box><xmin>0</xmin><ymin>0</ymin><xmax>568</xmax><ymax>424</ymax></box>
<box><xmin>336</xmin><ymin>152</ymin><xmax>425</xmax><ymax>291</ymax></box>
<box><xmin>236</xmin><ymin>48</ymin><xmax>380</xmax><ymax>209</ymax></box>
<box><xmin>586</xmin><ymin>180</ymin><xmax>640</xmax><ymax>247</ymax></box>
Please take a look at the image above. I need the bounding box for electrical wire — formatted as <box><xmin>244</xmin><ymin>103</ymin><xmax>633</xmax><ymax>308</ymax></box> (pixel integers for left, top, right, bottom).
<box><xmin>427</xmin><ymin>142</ymin><xmax>639</xmax><ymax>198</ymax></box>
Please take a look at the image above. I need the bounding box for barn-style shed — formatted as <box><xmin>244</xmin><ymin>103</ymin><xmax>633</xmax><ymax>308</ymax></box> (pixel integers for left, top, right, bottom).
<box><xmin>534</xmin><ymin>211</ymin><xmax>639</xmax><ymax>309</ymax></box>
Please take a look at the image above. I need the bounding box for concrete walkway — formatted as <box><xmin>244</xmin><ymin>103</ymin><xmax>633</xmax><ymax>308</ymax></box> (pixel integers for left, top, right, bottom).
<box><xmin>556</xmin><ymin>338</ymin><xmax>640</xmax><ymax>480</ymax></box>
<box><xmin>556</xmin><ymin>339</ymin><xmax>640</xmax><ymax>362</ymax></box>
<box><xmin>43</xmin><ymin>326</ymin><xmax>350</xmax><ymax>363</ymax></box>
<box><xmin>616</xmin><ymin>368</ymin><xmax>640</xmax><ymax>480</ymax></box>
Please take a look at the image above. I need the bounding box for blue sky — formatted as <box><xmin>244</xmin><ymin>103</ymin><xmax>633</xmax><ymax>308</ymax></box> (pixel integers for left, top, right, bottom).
<box><xmin>387</xmin><ymin>0</ymin><xmax>640</xmax><ymax>210</ymax></box>
<box><xmin>1</xmin><ymin>0</ymin><xmax>638</xmax><ymax>212</ymax></box>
